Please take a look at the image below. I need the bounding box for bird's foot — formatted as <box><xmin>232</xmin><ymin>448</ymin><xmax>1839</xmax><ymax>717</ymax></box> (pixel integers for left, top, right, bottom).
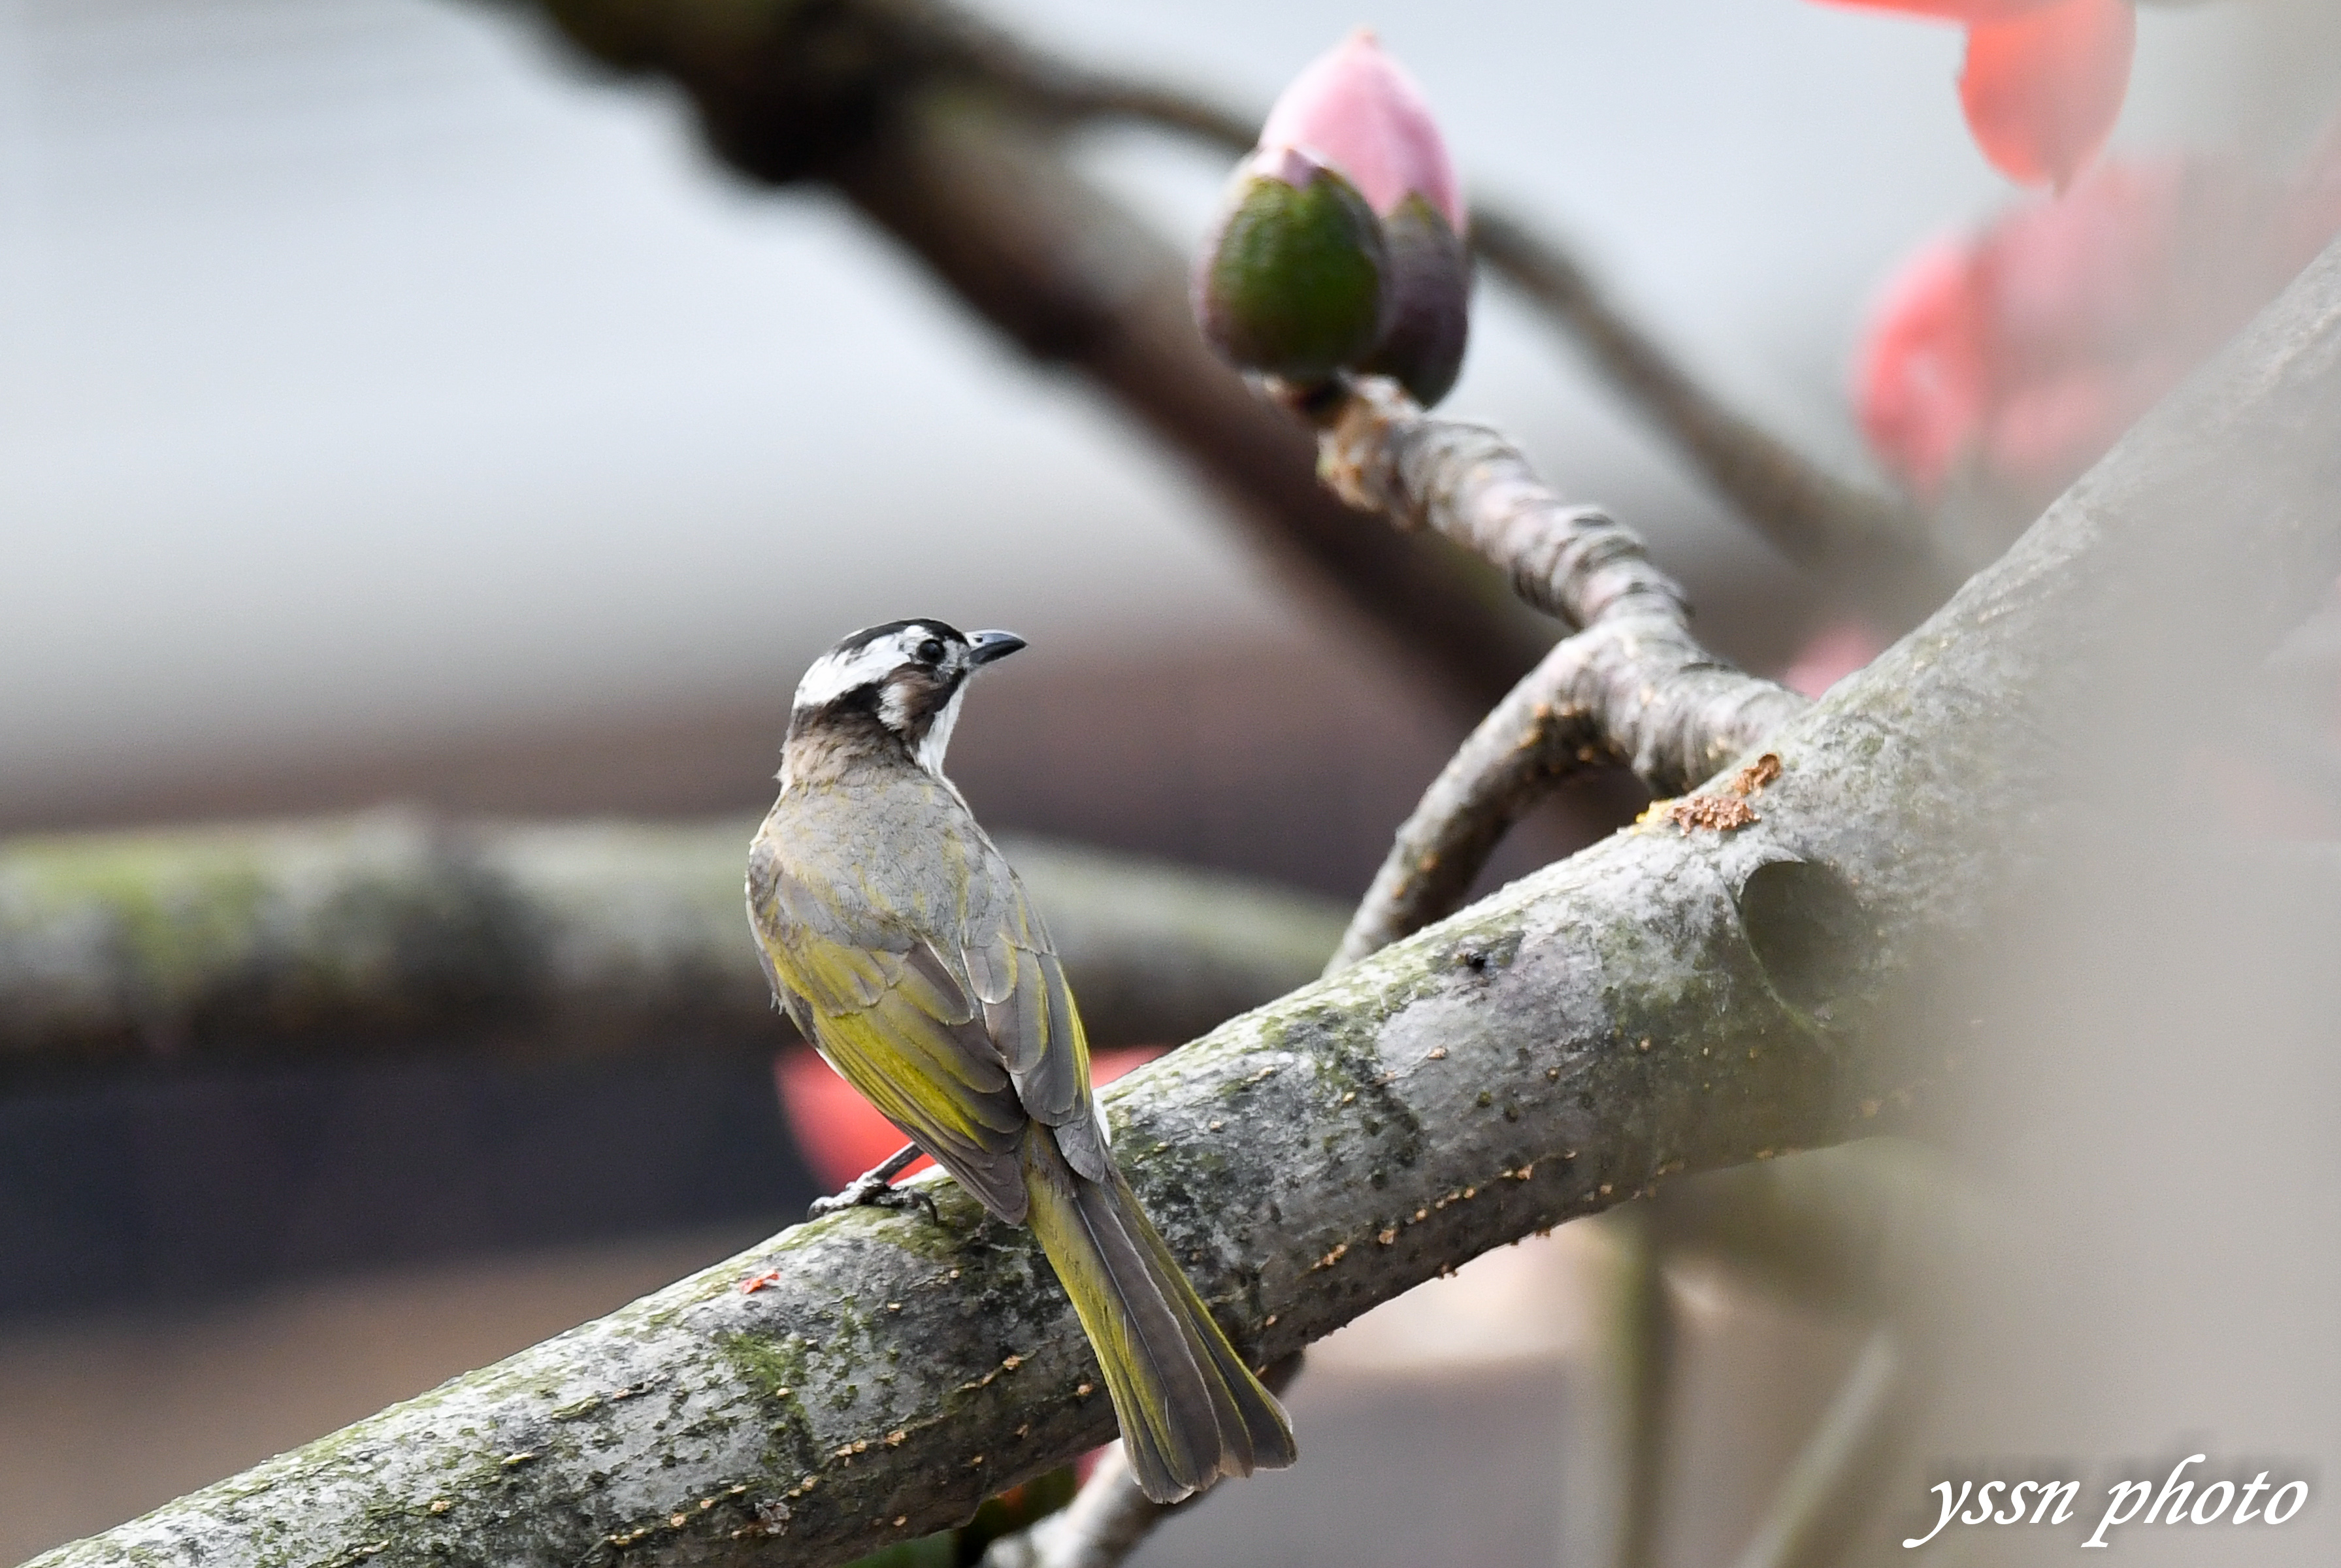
<box><xmin>808</xmin><ymin>1174</ymin><xmax>941</xmax><ymax>1227</ymax></box>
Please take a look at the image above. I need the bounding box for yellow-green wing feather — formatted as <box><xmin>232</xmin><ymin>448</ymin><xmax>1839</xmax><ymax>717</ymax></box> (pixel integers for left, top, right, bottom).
<box><xmin>750</xmin><ymin>826</ymin><xmax>1029</xmax><ymax>1219</ymax></box>
<box><xmin>751</xmin><ymin>779</ymin><xmax>1107</xmax><ymax>1198</ymax></box>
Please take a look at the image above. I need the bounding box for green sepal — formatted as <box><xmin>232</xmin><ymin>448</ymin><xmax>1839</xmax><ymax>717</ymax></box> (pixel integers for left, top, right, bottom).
<box><xmin>1194</xmin><ymin>153</ymin><xmax>1388</xmax><ymax>383</ymax></box>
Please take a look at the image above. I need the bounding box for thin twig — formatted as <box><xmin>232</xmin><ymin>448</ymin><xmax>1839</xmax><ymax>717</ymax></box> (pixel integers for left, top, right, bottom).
<box><xmin>1605</xmin><ymin>1208</ymin><xmax>1675</xmax><ymax>1568</ymax></box>
<box><xmin>1726</xmin><ymin>1327</ymin><xmax>1908</xmax><ymax>1568</ymax></box>
<box><xmin>982</xmin><ymin>1448</ymin><xmax>1158</xmax><ymax>1568</ymax></box>
<box><xmin>1320</xmin><ymin>378</ymin><xmax>1809</xmax><ymax>969</ymax></box>
<box><xmin>1328</xmin><ymin>667</ymin><xmax>1613</xmax><ymax>968</ymax></box>
<box><xmin>1648</xmin><ymin>1145</ymin><xmax>1957</xmax><ymax>1567</ymax></box>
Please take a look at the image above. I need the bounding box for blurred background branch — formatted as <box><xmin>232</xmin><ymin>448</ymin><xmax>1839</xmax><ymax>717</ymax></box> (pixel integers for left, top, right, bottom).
<box><xmin>0</xmin><ymin>815</ymin><xmax>1343</xmax><ymax>1083</ymax></box>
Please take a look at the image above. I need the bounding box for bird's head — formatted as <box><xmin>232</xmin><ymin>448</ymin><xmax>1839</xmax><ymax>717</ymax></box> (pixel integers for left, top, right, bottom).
<box><xmin>783</xmin><ymin>619</ymin><xmax>1026</xmax><ymax>782</ymax></box>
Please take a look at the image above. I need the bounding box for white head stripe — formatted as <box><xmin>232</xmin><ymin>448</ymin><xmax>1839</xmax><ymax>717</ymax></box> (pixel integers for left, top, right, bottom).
<box><xmin>793</xmin><ymin>629</ymin><xmax>923</xmax><ymax>710</ymax></box>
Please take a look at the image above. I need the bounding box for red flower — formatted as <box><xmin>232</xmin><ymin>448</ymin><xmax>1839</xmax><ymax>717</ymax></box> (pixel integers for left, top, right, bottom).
<box><xmin>1819</xmin><ymin>0</ymin><xmax>2135</xmax><ymax>189</ymax></box>
<box><xmin>1852</xmin><ymin>237</ymin><xmax>1987</xmax><ymax>500</ymax></box>
<box><xmin>1856</xmin><ymin>141</ymin><xmax>2341</xmax><ymax>502</ymax></box>
<box><xmin>775</xmin><ymin>1046</ymin><xmax>1168</xmax><ymax>1191</ymax></box>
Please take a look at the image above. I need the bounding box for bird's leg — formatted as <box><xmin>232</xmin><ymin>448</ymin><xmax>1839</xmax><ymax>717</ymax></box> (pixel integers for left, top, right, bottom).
<box><xmin>808</xmin><ymin>1143</ymin><xmax>940</xmax><ymax>1225</ymax></box>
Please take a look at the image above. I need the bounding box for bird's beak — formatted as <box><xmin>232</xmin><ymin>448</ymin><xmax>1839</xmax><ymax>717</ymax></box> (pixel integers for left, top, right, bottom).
<box><xmin>966</xmin><ymin>629</ymin><xmax>1027</xmax><ymax>666</ymax></box>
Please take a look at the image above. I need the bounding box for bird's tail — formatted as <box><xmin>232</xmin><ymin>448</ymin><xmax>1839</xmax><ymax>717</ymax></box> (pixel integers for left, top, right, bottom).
<box><xmin>1019</xmin><ymin>1123</ymin><xmax>1297</xmax><ymax>1504</ymax></box>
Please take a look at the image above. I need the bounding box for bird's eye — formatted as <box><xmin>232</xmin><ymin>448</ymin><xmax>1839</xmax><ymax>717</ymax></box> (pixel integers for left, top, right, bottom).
<box><xmin>917</xmin><ymin>638</ymin><xmax>945</xmax><ymax>664</ymax></box>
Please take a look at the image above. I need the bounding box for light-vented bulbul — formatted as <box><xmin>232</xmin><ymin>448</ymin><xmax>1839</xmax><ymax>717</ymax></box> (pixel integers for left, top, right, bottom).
<box><xmin>747</xmin><ymin>619</ymin><xmax>1296</xmax><ymax>1503</ymax></box>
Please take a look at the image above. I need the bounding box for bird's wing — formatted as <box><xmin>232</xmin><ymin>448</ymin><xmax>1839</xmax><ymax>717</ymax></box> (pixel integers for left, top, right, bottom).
<box><xmin>962</xmin><ymin>843</ymin><xmax>1111</xmax><ymax>1183</ymax></box>
<box><xmin>750</xmin><ymin>833</ymin><xmax>1030</xmax><ymax>1220</ymax></box>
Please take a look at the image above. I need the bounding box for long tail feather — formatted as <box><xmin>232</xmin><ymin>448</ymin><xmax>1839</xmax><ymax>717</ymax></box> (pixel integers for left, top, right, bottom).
<box><xmin>1020</xmin><ymin>1125</ymin><xmax>1298</xmax><ymax>1503</ymax></box>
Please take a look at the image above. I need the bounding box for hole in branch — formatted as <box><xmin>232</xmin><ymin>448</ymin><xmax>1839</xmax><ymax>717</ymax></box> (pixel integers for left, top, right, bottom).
<box><xmin>1737</xmin><ymin>859</ymin><xmax>1870</xmax><ymax>1013</ymax></box>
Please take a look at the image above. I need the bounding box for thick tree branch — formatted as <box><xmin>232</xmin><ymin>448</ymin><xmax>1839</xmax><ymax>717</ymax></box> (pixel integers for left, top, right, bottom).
<box><xmin>1320</xmin><ymin>377</ymin><xmax>1810</xmax><ymax>966</ymax></box>
<box><xmin>0</xmin><ymin>817</ymin><xmax>1344</xmax><ymax>1081</ymax></box>
<box><xmin>33</xmin><ymin>232</ymin><xmax>2341</xmax><ymax>1568</ymax></box>
<box><xmin>25</xmin><ymin>817</ymin><xmax>1897</xmax><ymax>1568</ymax></box>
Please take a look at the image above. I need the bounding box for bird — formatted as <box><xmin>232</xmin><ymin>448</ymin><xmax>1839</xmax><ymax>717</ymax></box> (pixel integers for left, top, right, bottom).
<box><xmin>745</xmin><ymin>618</ymin><xmax>1296</xmax><ymax>1505</ymax></box>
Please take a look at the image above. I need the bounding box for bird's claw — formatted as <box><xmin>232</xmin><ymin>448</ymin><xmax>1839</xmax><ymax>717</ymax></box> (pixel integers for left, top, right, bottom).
<box><xmin>809</xmin><ymin>1175</ymin><xmax>941</xmax><ymax>1227</ymax></box>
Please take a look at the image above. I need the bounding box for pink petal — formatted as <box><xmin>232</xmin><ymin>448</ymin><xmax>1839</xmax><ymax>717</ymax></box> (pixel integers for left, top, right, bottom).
<box><xmin>1959</xmin><ymin>0</ymin><xmax>2135</xmax><ymax>188</ymax></box>
<box><xmin>1862</xmin><ymin>145</ymin><xmax>2341</xmax><ymax>504</ymax></box>
<box><xmin>1974</xmin><ymin>158</ymin><xmax>2183</xmax><ymax>376</ymax></box>
<box><xmin>1965</xmin><ymin>156</ymin><xmax>2315</xmax><ymax>491</ymax></box>
<box><xmin>1978</xmin><ymin>373</ymin><xmax>2148</xmax><ymax>492</ymax></box>
<box><xmin>1259</xmin><ymin>29</ymin><xmax>1463</xmax><ymax>231</ymax></box>
<box><xmin>1852</xmin><ymin>237</ymin><xmax>1988</xmax><ymax>498</ymax></box>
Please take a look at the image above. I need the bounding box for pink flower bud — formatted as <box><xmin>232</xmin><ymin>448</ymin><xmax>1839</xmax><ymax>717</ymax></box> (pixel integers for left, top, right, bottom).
<box><xmin>1216</xmin><ymin>30</ymin><xmax>1471</xmax><ymax>404</ymax></box>
<box><xmin>1357</xmin><ymin>193</ymin><xmax>1471</xmax><ymax>406</ymax></box>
